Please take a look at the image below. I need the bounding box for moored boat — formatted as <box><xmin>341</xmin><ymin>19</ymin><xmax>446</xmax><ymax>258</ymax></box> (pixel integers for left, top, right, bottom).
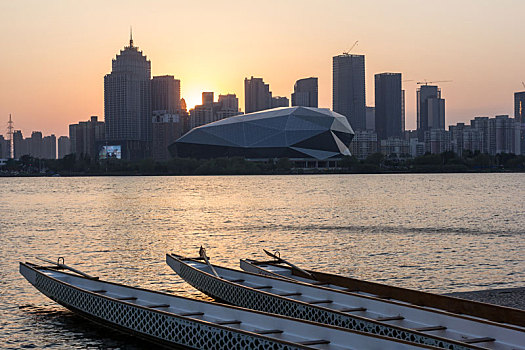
<box><xmin>20</xmin><ymin>260</ymin><xmax>436</xmax><ymax>350</ymax></box>
<box><xmin>167</xmin><ymin>252</ymin><xmax>525</xmax><ymax>350</ymax></box>
<box><xmin>240</xmin><ymin>251</ymin><xmax>525</xmax><ymax>328</ymax></box>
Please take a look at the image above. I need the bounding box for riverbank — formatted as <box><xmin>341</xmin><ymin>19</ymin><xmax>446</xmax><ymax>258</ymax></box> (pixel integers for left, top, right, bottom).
<box><xmin>1</xmin><ymin>152</ymin><xmax>524</xmax><ymax>177</ymax></box>
<box><xmin>446</xmin><ymin>287</ymin><xmax>525</xmax><ymax>310</ymax></box>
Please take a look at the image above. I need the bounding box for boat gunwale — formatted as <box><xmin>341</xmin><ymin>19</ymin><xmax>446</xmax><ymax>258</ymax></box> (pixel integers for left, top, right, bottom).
<box><xmin>22</xmin><ymin>261</ymin><xmax>437</xmax><ymax>350</ymax></box>
<box><xmin>168</xmin><ymin>254</ymin><xmax>488</xmax><ymax>350</ymax></box>
<box><xmin>19</xmin><ymin>262</ymin><xmax>317</xmax><ymax>350</ymax></box>
<box><xmin>240</xmin><ymin>258</ymin><xmax>525</xmax><ymax>330</ymax></box>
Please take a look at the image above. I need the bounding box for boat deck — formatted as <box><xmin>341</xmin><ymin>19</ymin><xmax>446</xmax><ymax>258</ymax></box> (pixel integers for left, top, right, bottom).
<box><xmin>35</xmin><ymin>268</ymin><xmax>425</xmax><ymax>350</ymax></box>
<box><xmin>175</xmin><ymin>258</ymin><xmax>525</xmax><ymax>350</ymax></box>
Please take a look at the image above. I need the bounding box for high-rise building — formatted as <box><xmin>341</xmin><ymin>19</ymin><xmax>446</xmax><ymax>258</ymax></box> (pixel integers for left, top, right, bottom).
<box><xmin>469</xmin><ymin>115</ymin><xmax>520</xmax><ymax>155</ymax></box>
<box><xmin>0</xmin><ymin>135</ymin><xmax>10</xmax><ymax>159</ymax></box>
<box><xmin>271</xmin><ymin>96</ymin><xmax>289</xmax><ymax>108</ymax></box>
<box><xmin>152</xmin><ymin>112</ymin><xmax>183</xmax><ymax>161</ymax></box>
<box><xmin>30</xmin><ymin>131</ymin><xmax>43</xmax><ymax>159</ymax></box>
<box><xmin>424</xmin><ymin>129</ymin><xmax>450</xmax><ymax>154</ymax></box>
<box><xmin>13</xmin><ymin>130</ymin><xmax>27</xmax><ymax>159</ymax></box>
<box><xmin>11</xmin><ymin>131</ymin><xmax>56</xmax><ymax>159</ymax></box>
<box><xmin>374</xmin><ymin>73</ymin><xmax>403</xmax><ymax>140</ymax></box>
<box><xmin>190</xmin><ymin>92</ymin><xmax>242</xmax><ymax>129</ymax></box>
<box><xmin>244</xmin><ymin>77</ymin><xmax>272</xmax><ymax>113</ymax></box>
<box><xmin>104</xmin><ymin>32</ymin><xmax>152</xmax><ymax>160</ymax></box>
<box><xmin>42</xmin><ymin>135</ymin><xmax>56</xmax><ymax>159</ymax></box>
<box><xmin>58</xmin><ymin>136</ymin><xmax>71</xmax><ymax>159</ymax></box>
<box><xmin>365</xmin><ymin>106</ymin><xmax>375</xmax><ymax>130</ymax></box>
<box><xmin>515</xmin><ymin>91</ymin><xmax>525</xmax><ymax>154</ymax></box>
<box><xmin>152</xmin><ymin>75</ymin><xmax>181</xmax><ymax>113</ymax></box>
<box><xmin>217</xmin><ymin>94</ymin><xmax>240</xmax><ymax>120</ymax></box>
<box><xmin>471</xmin><ymin>117</ymin><xmax>492</xmax><ymax>155</ymax></box>
<box><xmin>69</xmin><ymin>116</ymin><xmax>105</xmax><ymax>160</ymax></box>
<box><xmin>291</xmin><ymin>77</ymin><xmax>318</xmax><ymax>107</ymax></box>
<box><xmin>417</xmin><ymin>85</ymin><xmax>445</xmax><ymax>141</ymax></box>
<box><xmin>333</xmin><ymin>54</ymin><xmax>366</xmax><ymax>131</ymax></box>
<box><xmin>349</xmin><ymin>130</ymin><xmax>377</xmax><ymax>160</ymax></box>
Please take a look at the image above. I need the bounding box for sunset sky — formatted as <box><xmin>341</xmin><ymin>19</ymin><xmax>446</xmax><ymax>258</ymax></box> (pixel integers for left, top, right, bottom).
<box><xmin>1</xmin><ymin>0</ymin><xmax>524</xmax><ymax>137</ymax></box>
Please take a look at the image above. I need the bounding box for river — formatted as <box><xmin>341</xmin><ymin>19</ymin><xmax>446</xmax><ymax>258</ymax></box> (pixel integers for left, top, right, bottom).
<box><xmin>0</xmin><ymin>174</ymin><xmax>523</xmax><ymax>348</ymax></box>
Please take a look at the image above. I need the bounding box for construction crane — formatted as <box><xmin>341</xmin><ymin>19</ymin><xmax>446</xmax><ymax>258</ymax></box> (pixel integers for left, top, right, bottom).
<box><xmin>416</xmin><ymin>80</ymin><xmax>452</xmax><ymax>86</ymax></box>
<box><xmin>521</xmin><ymin>81</ymin><xmax>525</xmax><ymax>89</ymax></box>
<box><xmin>402</xmin><ymin>79</ymin><xmax>414</xmax><ymax>83</ymax></box>
<box><xmin>343</xmin><ymin>41</ymin><xmax>358</xmax><ymax>55</ymax></box>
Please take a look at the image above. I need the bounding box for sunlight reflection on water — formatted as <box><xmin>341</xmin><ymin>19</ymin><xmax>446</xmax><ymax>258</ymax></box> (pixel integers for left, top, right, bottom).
<box><xmin>0</xmin><ymin>173</ymin><xmax>523</xmax><ymax>348</ymax></box>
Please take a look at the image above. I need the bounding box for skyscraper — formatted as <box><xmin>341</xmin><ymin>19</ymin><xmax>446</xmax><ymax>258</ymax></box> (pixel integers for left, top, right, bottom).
<box><xmin>291</xmin><ymin>77</ymin><xmax>318</xmax><ymax>107</ymax></box>
<box><xmin>57</xmin><ymin>136</ymin><xmax>71</xmax><ymax>159</ymax></box>
<box><xmin>13</xmin><ymin>130</ymin><xmax>27</xmax><ymax>159</ymax></box>
<box><xmin>152</xmin><ymin>75</ymin><xmax>181</xmax><ymax>113</ymax></box>
<box><xmin>515</xmin><ymin>91</ymin><xmax>525</xmax><ymax>154</ymax></box>
<box><xmin>42</xmin><ymin>135</ymin><xmax>56</xmax><ymax>159</ymax></box>
<box><xmin>30</xmin><ymin>132</ymin><xmax>42</xmax><ymax>159</ymax></box>
<box><xmin>417</xmin><ymin>85</ymin><xmax>445</xmax><ymax>141</ymax></box>
<box><xmin>244</xmin><ymin>77</ymin><xmax>272</xmax><ymax>113</ymax></box>
<box><xmin>374</xmin><ymin>73</ymin><xmax>403</xmax><ymax>140</ymax></box>
<box><xmin>333</xmin><ymin>54</ymin><xmax>366</xmax><ymax>130</ymax></box>
<box><xmin>69</xmin><ymin>116</ymin><xmax>105</xmax><ymax>160</ymax></box>
<box><xmin>104</xmin><ymin>32</ymin><xmax>152</xmax><ymax>160</ymax></box>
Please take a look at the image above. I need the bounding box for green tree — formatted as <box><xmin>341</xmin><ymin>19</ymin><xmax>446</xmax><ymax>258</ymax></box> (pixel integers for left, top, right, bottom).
<box><xmin>364</xmin><ymin>152</ymin><xmax>384</xmax><ymax>166</ymax></box>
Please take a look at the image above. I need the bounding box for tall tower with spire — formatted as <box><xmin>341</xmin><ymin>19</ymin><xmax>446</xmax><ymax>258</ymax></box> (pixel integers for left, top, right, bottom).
<box><xmin>104</xmin><ymin>30</ymin><xmax>152</xmax><ymax>160</ymax></box>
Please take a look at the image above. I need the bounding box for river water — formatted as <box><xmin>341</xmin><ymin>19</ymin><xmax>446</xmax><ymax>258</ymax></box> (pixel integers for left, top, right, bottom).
<box><xmin>0</xmin><ymin>174</ymin><xmax>523</xmax><ymax>348</ymax></box>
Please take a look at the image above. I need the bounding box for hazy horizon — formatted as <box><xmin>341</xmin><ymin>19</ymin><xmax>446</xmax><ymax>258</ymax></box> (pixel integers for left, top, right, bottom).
<box><xmin>1</xmin><ymin>0</ymin><xmax>524</xmax><ymax>137</ymax></box>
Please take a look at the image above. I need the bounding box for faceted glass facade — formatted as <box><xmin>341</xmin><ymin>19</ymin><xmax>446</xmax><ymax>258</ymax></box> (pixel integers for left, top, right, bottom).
<box><xmin>170</xmin><ymin>107</ymin><xmax>354</xmax><ymax>160</ymax></box>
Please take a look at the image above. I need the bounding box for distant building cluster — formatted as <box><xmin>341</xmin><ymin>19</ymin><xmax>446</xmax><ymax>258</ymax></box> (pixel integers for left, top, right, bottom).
<box><xmin>2</xmin><ymin>33</ymin><xmax>524</xmax><ymax>163</ymax></box>
<box><xmin>335</xmin><ymin>52</ymin><xmax>524</xmax><ymax>160</ymax></box>
<box><xmin>11</xmin><ymin>131</ymin><xmax>56</xmax><ymax>160</ymax></box>
<box><xmin>350</xmin><ymin>114</ymin><xmax>521</xmax><ymax>159</ymax></box>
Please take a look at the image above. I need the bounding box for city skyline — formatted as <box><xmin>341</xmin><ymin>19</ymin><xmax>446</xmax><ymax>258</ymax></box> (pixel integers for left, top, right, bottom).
<box><xmin>1</xmin><ymin>0</ymin><xmax>525</xmax><ymax>137</ymax></box>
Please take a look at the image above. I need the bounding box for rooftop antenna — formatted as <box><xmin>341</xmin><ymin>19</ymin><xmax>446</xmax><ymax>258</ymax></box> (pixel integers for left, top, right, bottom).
<box><xmin>343</xmin><ymin>40</ymin><xmax>359</xmax><ymax>55</ymax></box>
<box><xmin>129</xmin><ymin>26</ymin><xmax>133</xmax><ymax>47</ymax></box>
<box><xmin>7</xmin><ymin>114</ymin><xmax>13</xmax><ymax>158</ymax></box>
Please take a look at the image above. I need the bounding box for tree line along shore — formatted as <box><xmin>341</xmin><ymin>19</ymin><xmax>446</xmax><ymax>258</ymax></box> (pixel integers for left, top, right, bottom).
<box><xmin>1</xmin><ymin>151</ymin><xmax>524</xmax><ymax>176</ymax></box>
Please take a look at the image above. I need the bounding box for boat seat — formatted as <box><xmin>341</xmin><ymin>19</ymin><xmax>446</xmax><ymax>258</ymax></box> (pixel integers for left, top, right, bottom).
<box><xmin>463</xmin><ymin>337</ymin><xmax>495</xmax><ymax>344</ymax></box>
<box><xmin>312</xmin><ymin>282</ymin><xmax>330</xmax><ymax>286</ymax></box>
<box><xmin>339</xmin><ymin>307</ymin><xmax>367</xmax><ymax>312</ymax></box>
<box><xmin>253</xmin><ymin>285</ymin><xmax>273</xmax><ymax>289</ymax></box>
<box><xmin>414</xmin><ymin>325</ymin><xmax>446</xmax><ymax>332</ymax></box>
<box><xmin>180</xmin><ymin>312</ymin><xmax>205</xmax><ymax>317</ymax></box>
<box><xmin>254</xmin><ymin>329</ymin><xmax>284</xmax><ymax>335</ymax></box>
<box><xmin>307</xmin><ymin>299</ymin><xmax>333</xmax><ymax>304</ymax></box>
<box><xmin>89</xmin><ymin>289</ymin><xmax>107</xmax><ymax>293</ymax></box>
<box><xmin>147</xmin><ymin>304</ymin><xmax>170</xmax><ymax>308</ymax></box>
<box><xmin>298</xmin><ymin>339</ymin><xmax>330</xmax><ymax>346</ymax></box>
<box><xmin>278</xmin><ymin>292</ymin><xmax>302</xmax><ymax>297</ymax></box>
<box><xmin>216</xmin><ymin>320</ymin><xmax>241</xmax><ymax>325</ymax></box>
<box><xmin>376</xmin><ymin>315</ymin><xmax>404</xmax><ymax>321</ymax></box>
<box><xmin>117</xmin><ymin>297</ymin><xmax>137</xmax><ymax>301</ymax></box>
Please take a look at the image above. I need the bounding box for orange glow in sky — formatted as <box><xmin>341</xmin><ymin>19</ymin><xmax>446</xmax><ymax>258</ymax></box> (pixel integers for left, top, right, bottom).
<box><xmin>1</xmin><ymin>0</ymin><xmax>524</xmax><ymax>137</ymax></box>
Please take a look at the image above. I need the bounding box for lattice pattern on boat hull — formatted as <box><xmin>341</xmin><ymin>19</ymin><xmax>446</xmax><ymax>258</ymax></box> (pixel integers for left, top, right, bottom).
<box><xmin>176</xmin><ymin>262</ymin><xmax>472</xmax><ymax>350</ymax></box>
<box><xmin>32</xmin><ymin>273</ymin><xmax>304</xmax><ymax>350</ymax></box>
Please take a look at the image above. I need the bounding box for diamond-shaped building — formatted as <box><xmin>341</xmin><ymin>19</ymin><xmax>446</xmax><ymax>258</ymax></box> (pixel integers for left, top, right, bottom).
<box><xmin>169</xmin><ymin>107</ymin><xmax>354</xmax><ymax>160</ymax></box>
